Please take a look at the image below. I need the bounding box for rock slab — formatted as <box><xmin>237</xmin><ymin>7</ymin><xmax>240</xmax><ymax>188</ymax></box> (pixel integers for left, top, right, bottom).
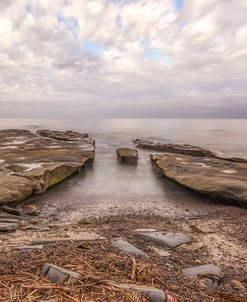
<box><xmin>183</xmin><ymin>264</ymin><xmax>221</xmax><ymax>277</ymax></box>
<box><xmin>42</xmin><ymin>263</ymin><xmax>80</xmax><ymax>283</ymax></box>
<box><xmin>112</xmin><ymin>238</ymin><xmax>148</xmax><ymax>257</ymax></box>
<box><xmin>116</xmin><ymin>148</ymin><xmax>138</xmax><ymax>165</ymax></box>
<box><xmin>108</xmin><ymin>281</ymin><xmax>166</xmax><ymax>302</ymax></box>
<box><xmin>151</xmin><ymin>153</ymin><xmax>247</xmax><ymax>205</ymax></box>
<box><xmin>0</xmin><ymin>129</ymin><xmax>95</xmax><ymax>206</ymax></box>
<box><xmin>135</xmin><ymin>139</ymin><xmax>247</xmax><ymax>163</ymax></box>
<box><xmin>135</xmin><ymin>231</ymin><xmax>191</xmax><ymax>248</ymax></box>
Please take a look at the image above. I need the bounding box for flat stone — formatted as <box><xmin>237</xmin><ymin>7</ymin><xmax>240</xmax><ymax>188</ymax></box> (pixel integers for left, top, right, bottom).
<box><xmin>0</xmin><ymin>217</ymin><xmax>19</xmax><ymax>223</ymax></box>
<box><xmin>108</xmin><ymin>281</ymin><xmax>166</xmax><ymax>302</ymax></box>
<box><xmin>42</xmin><ymin>263</ymin><xmax>80</xmax><ymax>283</ymax></box>
<box><xmin>0</xmin><ymin>129</ymin><xmax>95</xmax><ymax>206</ymax></box>
<box><xmin>65</xmin><ymin>231</ymin><xmax>106</xmax><ymax>241</ymax></box>
<box><xmin>36</xmin><ymin>129</ymin><xmax>88</xmax><ymax>141</ymax></box>
<box><xmin>112</xmin><ymin>238</ymin><xmax>148</xmax><ymax>257</ymax></box>
<box><xmin>31</xmin><ymin>231</ymin><xmax>105</xmax><ymax>245</ymax></box>
<box><xmin>14</xmin><ymin>244</ymin><xmax>44</xmax><ymax>250</ymax></box>
<box><xmin>0</xmin><ymin>222</ymin><xmax>18</xmax><ymax>231</ymax></box>
<box><xmin>134</xmin><ymin>228</ymin><xmax>157</xmax><ymax>232</ymax></box>
<box><xmin>116</xmin><ymin>148</ymin><xmax>138</xmax><ymax>165</ymax></box>
<box><xmin>151</xmin><ymin>153</ymin><xmax>247</xmax><ymax>205</ymax></box>
<box><xmin>135</xmin><ymin>231</ymin><xmax>191</xmax><ymax>248</ymax></box>
<box><xmin>183</xmin><ymin>264</ymin><xmax>222</xmax><ymax>277</ymax></box>
<box><xmin>0</xmin><ymin>205</ymin><xmax>20</xmax><ymax>216</ymax></box>
<box><xmin>134</xmin><ymin>139</ymin><xmax>247</xmax><ymax>163</ymax></box>
<box><xmin>152</xmin><ymin>247</ymin><xmax>170</xmax><ymax>257</ymax></box>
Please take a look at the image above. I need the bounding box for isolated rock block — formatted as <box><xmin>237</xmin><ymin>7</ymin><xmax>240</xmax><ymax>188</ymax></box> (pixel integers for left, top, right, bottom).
<box><xmin>116</xmin><ymin>148</ymin><xmax>138</xmax><ymax>165</ymax></box>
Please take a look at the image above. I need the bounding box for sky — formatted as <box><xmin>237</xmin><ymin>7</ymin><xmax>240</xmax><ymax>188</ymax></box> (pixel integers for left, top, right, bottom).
<box><xmin>0</xmin><ymin>0</ymin><xmax>247</xmax><ymax>118</ymax></box>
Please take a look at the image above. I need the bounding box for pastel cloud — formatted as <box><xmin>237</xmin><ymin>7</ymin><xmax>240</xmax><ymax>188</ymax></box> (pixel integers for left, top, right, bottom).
<box><xmin>0</xmin><ymin>0</ymin><xmax>246</xmax><ymax>117</ymax></box>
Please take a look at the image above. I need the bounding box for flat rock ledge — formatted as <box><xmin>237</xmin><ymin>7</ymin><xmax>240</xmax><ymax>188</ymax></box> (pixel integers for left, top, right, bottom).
<box><xmin>134</xmin><ymin>139</ymin><xmax>247</xmax><ymax>163</ymax></box>
<box><xmin>151</xmin><ymin>153</ymin><xmax>247</xmax><ymax>205</ymax></box>
<box><xmin>116</xmin><ymin>148</ymin><xmax>138</xmax><ymax>165</ymax></box>
<box><xmin>0</xmin><ymin>129</ymin><xmax>95</xmax><ymax>206</ymax></box>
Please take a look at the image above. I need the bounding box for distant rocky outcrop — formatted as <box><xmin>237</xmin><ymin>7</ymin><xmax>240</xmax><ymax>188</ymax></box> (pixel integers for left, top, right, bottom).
<box><xmin>116</xmin><ymin>148</ymin><xmax>138</xmax><ymax>165</ymax></box>
<box><xmin>0</xmin><ymin>129</ymin><xmax>95</xmax><ymax>206</ymax></box>
<box><xmin>151</xmin><ymin>153</ymin><xmax>247</xmax><ymax>205</ymax></box>
<box><xmin>134</xmin><ymin>139</ymin><xmax>247</xmax><ymax>163</ymax></box>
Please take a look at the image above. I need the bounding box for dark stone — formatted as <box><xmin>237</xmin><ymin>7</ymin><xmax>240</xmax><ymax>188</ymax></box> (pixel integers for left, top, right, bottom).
<box><xmin>42</xmin><ymin>263</ymin><xmax>80</xmax><ymax>283</ymax></box>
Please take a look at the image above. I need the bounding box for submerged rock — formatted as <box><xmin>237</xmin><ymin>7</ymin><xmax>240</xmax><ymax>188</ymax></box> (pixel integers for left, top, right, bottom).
<box><xmin>135</xmin><ymin>139</ymin><xmax>247</xmax><ymax>163</ymax></box>
<box><xmin>116</xmin><ymin>148</ymin><xmax>138</xmax><ymax>165</ymax></box>
<box><xmin>0</xmin><ymin>129</ymin><xmax>95</xmax><ymax>206</ymax></box>
<box><xmin>151</xmin><ymin>153</ymin><xmax>247</xmax><ymax>205</ymax></box>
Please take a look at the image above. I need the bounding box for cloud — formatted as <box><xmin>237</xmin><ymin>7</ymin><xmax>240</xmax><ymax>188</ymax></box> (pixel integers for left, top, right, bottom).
<box><xmin>0</xmin><ymin>0</ymin><xmax>246</xmax><ymax>118</ymax></box>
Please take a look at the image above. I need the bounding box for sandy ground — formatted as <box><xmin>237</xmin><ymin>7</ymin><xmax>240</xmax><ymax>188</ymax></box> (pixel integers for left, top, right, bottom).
<box><xmin>0</xmin><ymin>205</ymin><xmax>246</xmax><ymax>302</ymax></box>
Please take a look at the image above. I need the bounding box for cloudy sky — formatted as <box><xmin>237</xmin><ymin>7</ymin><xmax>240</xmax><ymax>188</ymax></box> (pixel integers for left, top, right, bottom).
<box><xmin>0</xmin><ymin>0</ymin><xmax>247</xmax><ymax>118</ymax></box>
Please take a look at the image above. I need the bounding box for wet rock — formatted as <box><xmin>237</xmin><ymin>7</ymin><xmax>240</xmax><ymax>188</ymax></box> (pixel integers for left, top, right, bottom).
<box><xmin>0</xmin><ymin>205</ymin><xmax>20</xmax><ymax>216</ymax></box>
<box><xmin>36</xmin><ymin>129</ymin><xmax>88</xmax><ymax>141</ymax></box>
<box><xmin>112</xmin><ymin>238</ymin><xmax>148</xmax><ymax>257</ymax></box>
<box><xmin>135</xmin><ymin>139</ymin><xmax>247</xmax><ymax>163</ymax></box>
<box><xmin>0</xmin><ymin>222</ymin><xmax>18</xmax><ymax>231</ymax></box>
<box><xmin>151</xmin><ymin>153</ymin><xmax>247</xmax><ymax>205</ymax></box>
<box><xmin>116</xmin><ymin>148</ymin><xmax>138</xmax><ymax>165</ymax></box>
<box><xmin>0</xmin><ymin>129</ymin><xmax>95</xmax><ymax>206</ymax></box>
<box><xmin>135</xmin><ymin>231</ymin><xmax>191</xmax><ymax>248</ymax></box>
<box><xmin>108</xmin><ymin>281</ymin><xmax>166</xmax><ymax>302</ymax></box>
<box><xmin>42</xmin><ymin>263</ymin><xmax>80</xmax><ymax>283</ymax></box>
<box><xmin>183</xmin><ymin>264</ymin><xmax>221</xmax><ymax>277</ymax></box>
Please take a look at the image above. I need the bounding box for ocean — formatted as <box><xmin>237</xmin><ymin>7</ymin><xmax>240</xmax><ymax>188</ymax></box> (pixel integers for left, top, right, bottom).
<box><xmin>0</xmin><ymin>118</ymin><xmax>246</xmax><ymax>221</ymax></box>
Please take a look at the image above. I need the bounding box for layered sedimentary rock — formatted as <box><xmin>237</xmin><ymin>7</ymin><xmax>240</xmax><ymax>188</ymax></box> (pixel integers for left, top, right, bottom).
<box><xmin>151</xmin><ymin>153</ymin><xmax>247</xmax><ymax>205</ymax></box>
<box><xmin>135</xmin><ymin>139</ymin><xmax>247</xmax><ymax>163</ymax></box>
<box><xmin>0</xmin><ymin>129</ymin><xmax>95</xmax><ymax>206</ymax></box>
<box><xmin>116</xmin><ymin>148</ymin><xmax>138</xmax><ymax>165</ymax></box>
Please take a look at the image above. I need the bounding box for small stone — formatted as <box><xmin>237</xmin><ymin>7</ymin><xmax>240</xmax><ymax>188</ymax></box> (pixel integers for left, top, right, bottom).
<box><xmin>0</xmin><ymin>222</ymin><xmax>18</xmax><ymax>231</ymax></box>
<box><xmin>0</xmin><ymin>205</ymin><xmax>20</xmax><ymax>216</ymax></box>
<box><xmin>108</xmin><ymin>281</ymin><xmax>166</xmax><ymax>302</ymax></box>
<box><xmin>135</xmin><ymin>231</ymin><xmax>191</xmax><ymax>248</ymax></box>
<box><xmin>42</xmin><ymin>263</ymin><xmax>80</xmax><ymax>283</ymax></box>
<box><xmin>116</xmin><ymin>148</ymin><xmax>138</xmax><ymax>165</ymax></box>
<box><xmin>152</xmin><ymin>247</ymin><xmax>170</xmax><ymax>257</ymax></box>
<box><xmin>183</xmin><ymin>264</ymin><xmax>221</xmax><ymax>277</ymax></box>
<box><xmin>231</xmin><ymin>279</ymin><xmax>246</xmax><ymax>291</ymax></box>
<box><xmin>14</xmin><ymin>244</ymin><xmax>44</xmax><ymax>250</ymax></box>
<box><xmin>112</xmin><ymin>238</ymin><xmax>148</xmax><ymax>257</ymax></box>
<box><xmin>0</xmin><ymin>218</ymin><xmax>19</xmax><ymax>223</ymax></box>
<box><xmin>31</xmin><ymin>231</ymin><xmax>105</xmax><ymax>245</ymax></box>
<box><xmin>179</xmin><ymin>242</ymin><xmax>204</xmax><ymax>251</ymax></box>
<box><xmin>134</xmin><ymin>228</ymin><xmax>157</xmax><ymax>233</ymax></box>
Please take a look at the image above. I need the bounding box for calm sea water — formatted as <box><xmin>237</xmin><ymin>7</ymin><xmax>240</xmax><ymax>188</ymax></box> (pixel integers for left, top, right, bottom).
<box><xmin>0</xmin><ymin>118</ymin><xmax>246</xmax><ymax>220</ymax></box>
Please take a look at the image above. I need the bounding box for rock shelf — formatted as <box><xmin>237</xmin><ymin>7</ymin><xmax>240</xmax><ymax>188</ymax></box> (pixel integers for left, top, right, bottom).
<box><xmin>0</xmin><ymin>129</ymin><xmax>95</xmax><ymax>206</ymax></box>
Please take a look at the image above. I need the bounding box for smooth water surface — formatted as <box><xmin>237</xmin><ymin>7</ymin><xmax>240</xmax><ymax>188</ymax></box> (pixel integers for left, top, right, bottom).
<box><xmin>0</xmin><ymin>119</ymin><xmax>246</xmax><ymax>220</ymax></box>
